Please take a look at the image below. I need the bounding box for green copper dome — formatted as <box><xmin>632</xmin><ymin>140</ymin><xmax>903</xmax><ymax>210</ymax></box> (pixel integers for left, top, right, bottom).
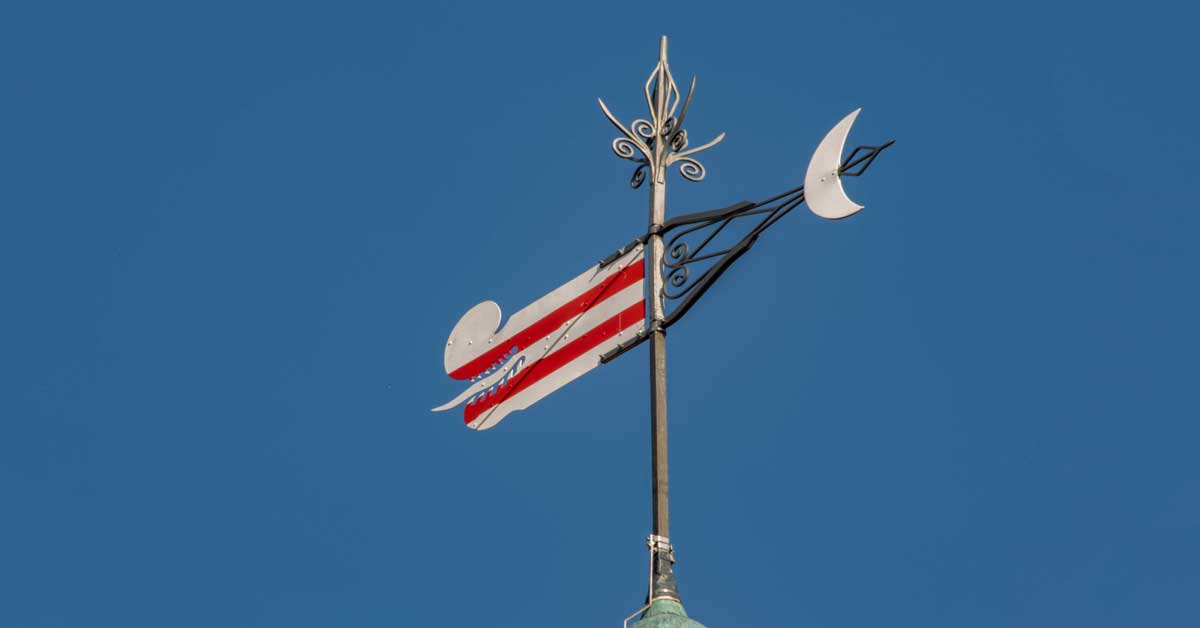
<box><xmin>629</xmin><ymin>599</ymin><xmax>707</xmax><ymax>628</ymax></box>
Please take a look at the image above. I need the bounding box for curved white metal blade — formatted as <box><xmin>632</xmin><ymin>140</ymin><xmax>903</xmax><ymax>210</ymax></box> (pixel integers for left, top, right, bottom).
<box><xmin>804</xmin><ymin>108</ymin><xmax>865</xmax><ymax>220</ymax></box>
<box><xmin>443</xmin><ymin>300</ymin><xmax>502</xmax><ymax>376</ymax></box>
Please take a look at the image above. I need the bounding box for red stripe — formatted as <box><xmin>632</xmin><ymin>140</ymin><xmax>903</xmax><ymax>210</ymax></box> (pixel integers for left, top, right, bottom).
<box><xmin>464</xmin><ymin>300</ymin><xmax>645</xmax><ymax>425</ymax></box>
<box><xmin>449</xmin><ymin>261</ymin><xmax>644</xmax><ymax>381</ymax></box>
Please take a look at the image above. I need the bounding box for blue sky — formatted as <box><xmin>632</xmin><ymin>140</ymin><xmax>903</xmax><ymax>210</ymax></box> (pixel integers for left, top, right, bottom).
<box><xmin>3</xmin><ymin>1</ymin><xmax>1198</xmax><ymax>626</ymax></box>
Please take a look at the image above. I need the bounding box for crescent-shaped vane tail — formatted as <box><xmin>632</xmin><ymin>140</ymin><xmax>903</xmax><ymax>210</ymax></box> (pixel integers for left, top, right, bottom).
<box><xmin>803</xmin><ymin>108</ymin><xmax>893</xmax><ymax>220</ymax></box>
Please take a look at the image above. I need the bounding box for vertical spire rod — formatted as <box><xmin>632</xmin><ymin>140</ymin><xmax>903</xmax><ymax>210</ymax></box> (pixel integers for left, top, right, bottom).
<box><xmin>646</xmin><ymin>34</ymin><xmax>677</xmax><ymax>601</ymax></box>
<box><xmin>599</xmin><ymin>33</ymin><xmax>725</xmax><ymax>605</ymax></box>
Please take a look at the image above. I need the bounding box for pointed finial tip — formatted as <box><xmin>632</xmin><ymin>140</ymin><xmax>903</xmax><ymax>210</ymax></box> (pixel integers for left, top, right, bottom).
<box><xmin>659</xmin><ymin>35</ymin><xmax>668</xmax><ymax>61</ymax></box>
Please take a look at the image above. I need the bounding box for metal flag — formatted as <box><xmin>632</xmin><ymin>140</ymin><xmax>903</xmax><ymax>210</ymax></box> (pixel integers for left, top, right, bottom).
<box><xmin>432</xmin><ymin>243</ymin><xmax>646</xmax><ymax>430</ymax></box>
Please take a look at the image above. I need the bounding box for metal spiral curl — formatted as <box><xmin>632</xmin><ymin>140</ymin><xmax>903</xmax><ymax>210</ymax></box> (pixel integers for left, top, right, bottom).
<box><xmin>661</xmin><ymin>230</ymin><xmax>712</xmax><ymax>300</ymax></box>
<box><xmin>665</xmin><ymin>241</ymin><xmax>690</xmax><ymax>268</ymax></box>
<box><xmin>662</xmin><ymin>240</ymin><xmax>699</xmax><ymax>299</ymax></box>
<box><xmin>664</xmin><ymin>265</ymin><xmax>691</xmax><ymax>299</ymax></box>
<box><xmin>630</xmin><ymin>163</ymin><xmax>647</xmax><ymax>189</ymax></box>
<box><xmin>675</xmin><ymin>157</ymin><xmax>706</xmax><ymax>182</ymax></box>
<box><xmin>612</xmin><ymin>137</ymin><xmax>643</xmax><ymax>161</ymax></box>
<box><xmin>670</xmin><ymin>129</ymin><xmax>688</xmax><ymax>152</ymax></box>
<box><xmin>632</xmin><ymin>119</ymin><xmax>657</xmax><ymax>141</ymax></box>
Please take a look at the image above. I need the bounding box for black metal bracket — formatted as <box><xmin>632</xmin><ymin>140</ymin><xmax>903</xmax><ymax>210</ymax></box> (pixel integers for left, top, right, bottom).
<box><xmin>600</xmin><ymin>329</ymin><xmax>647</xmax><ymax>364</ymax></box>
<box><xmin>598</xmin><ymin>237</ymin><xmax>645</xmax><ymax>268</ymax></box>
<box><xmin>599</xmin><ymin>140</ymin><xmax>892</xmax><ymax>363</ymax></box>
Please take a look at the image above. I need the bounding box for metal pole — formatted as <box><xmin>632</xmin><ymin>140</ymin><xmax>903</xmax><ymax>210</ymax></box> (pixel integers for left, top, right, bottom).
<box><xmin>599</xmin><ymin>33</ymin><xmax>724</xmax><ymax>605</ymax></box>
<box><xmin>646</xmin><ymin>35</ymin><xmax>678</xmax><ymax>602</ymax></box>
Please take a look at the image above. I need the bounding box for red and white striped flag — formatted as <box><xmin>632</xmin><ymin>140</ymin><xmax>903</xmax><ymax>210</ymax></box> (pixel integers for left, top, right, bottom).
<box><xmin>433</xmin><ymin>244</ymin><xmax>645</xmax><ymax>430</ymax></box>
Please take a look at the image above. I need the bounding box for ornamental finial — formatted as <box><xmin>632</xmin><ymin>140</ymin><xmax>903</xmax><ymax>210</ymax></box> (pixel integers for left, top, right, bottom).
<box><xmin>598</xmin><ymin>35</ymin><xmax>725</xmax><ymax>189</ymax></box>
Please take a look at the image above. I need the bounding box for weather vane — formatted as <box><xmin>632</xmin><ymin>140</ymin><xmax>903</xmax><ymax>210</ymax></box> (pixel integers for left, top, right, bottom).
<box><xmin>433</xmin><ymin>36</ymin><xmax>893</xmax><ymax>627</ymax></box>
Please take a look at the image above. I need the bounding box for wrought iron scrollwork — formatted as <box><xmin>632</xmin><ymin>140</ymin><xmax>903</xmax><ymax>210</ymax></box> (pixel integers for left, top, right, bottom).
<box><xmin>598</xmin><ymin>54</ymin><xmax>724</xmax><ymax>187</ymax></box>
<box><xmin>657</xmin><ymin>141</ymin><xmax>893</xmax><ymax>324</ymax></box>
<box><xmin>659</xmin><ymin>186</ymin><xmax>806</xmax><ymax>326</ymax></box>
<box><xmin>597</xmin><ymin>138</ymin><xmax>893</xmax><ymax>364</ymax></box>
